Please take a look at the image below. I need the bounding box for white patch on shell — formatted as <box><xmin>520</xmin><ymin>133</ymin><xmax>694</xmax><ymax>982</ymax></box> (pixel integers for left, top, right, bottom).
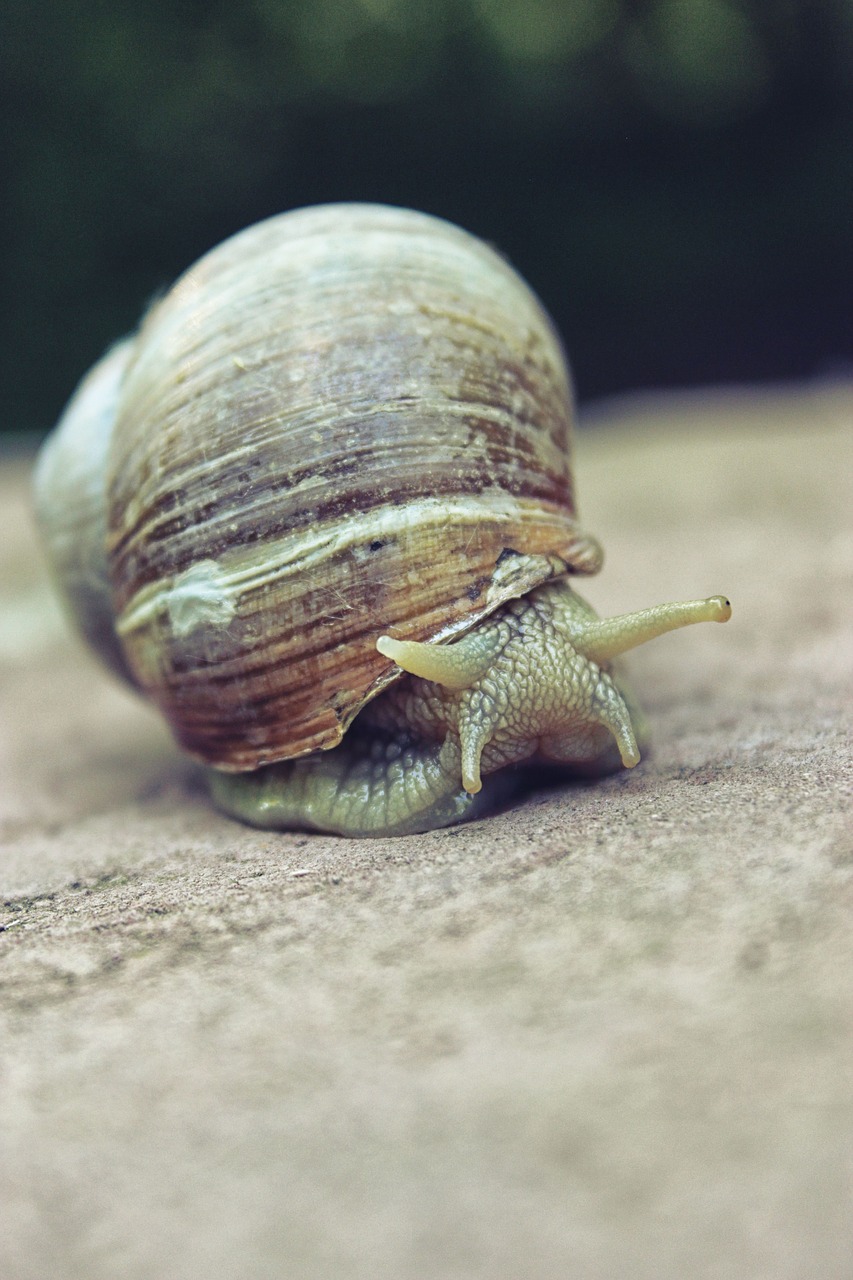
<box><xmin>167</xmin><ymin>559</ymin><xmax>237</xmax><ymax>637</ymax></box>
<box><xmin>115</xmin><ymin>494</ymin><xmax>569</xmax><ymax>658</ymax></box>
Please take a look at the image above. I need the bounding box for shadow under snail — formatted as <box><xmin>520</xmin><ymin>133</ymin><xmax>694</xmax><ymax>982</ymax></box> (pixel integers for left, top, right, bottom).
<box><xmin>34</xmin><ymin>203</ymin><xmax>731</xmax><ymax>836</ymax></box>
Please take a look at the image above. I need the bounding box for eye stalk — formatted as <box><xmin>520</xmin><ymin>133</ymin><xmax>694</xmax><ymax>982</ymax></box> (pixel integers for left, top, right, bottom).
<box><xmin>568</xmin><ymin>595</ymin><xmax>732</xmax><ymax>665</ymax></box>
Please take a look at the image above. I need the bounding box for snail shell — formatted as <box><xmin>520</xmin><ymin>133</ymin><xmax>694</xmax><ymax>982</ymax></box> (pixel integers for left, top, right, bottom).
<box><xmin>35</xmin><ymin>203</ymin><xmax>603</xmax><ymax>772</ymax></box>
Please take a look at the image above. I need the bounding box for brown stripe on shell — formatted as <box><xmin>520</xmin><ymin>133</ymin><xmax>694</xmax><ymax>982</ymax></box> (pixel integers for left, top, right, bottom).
<box><xmin>106</xmin><ymin>204</ymin><xmax>601</xmax><ymax>768</ymax></box>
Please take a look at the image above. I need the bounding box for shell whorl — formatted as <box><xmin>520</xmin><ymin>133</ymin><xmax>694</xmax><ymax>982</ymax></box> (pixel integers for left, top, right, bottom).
<box><xmin>33</xmin><ymin>337</ymin><xmax>137</xmax><ymax>685</ymax></box>
<box><xmin>43</xmin><ymin>204</ymin><xmax>603</xmax><ymax>769</ymax></box>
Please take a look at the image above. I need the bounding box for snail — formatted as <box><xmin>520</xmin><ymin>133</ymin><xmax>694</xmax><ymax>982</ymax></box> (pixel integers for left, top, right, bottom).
<box><xmin>34</xmin><ymin>203</ymin><xmax>731</xmax><ymax>837</ymax></box>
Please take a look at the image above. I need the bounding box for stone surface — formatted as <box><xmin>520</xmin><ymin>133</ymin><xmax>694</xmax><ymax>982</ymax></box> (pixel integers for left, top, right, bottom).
<box><xmin>1</xmin><ymin>382</ymin><xmax>851</xmax><ymax>1279</ymax></box>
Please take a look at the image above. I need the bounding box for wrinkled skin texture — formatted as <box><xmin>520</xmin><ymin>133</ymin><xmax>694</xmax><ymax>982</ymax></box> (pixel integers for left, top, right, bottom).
<box><xmin>208</xmin><ymin>580</ymin><xmax>731</xmax><ymax>836</ymax></box>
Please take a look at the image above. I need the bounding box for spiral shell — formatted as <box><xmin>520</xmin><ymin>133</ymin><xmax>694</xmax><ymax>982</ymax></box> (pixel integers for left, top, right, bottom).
<box><xmin>38</xmin><ymin>203</ymin><xmax>603</xmax><ymax>770</ymax></box>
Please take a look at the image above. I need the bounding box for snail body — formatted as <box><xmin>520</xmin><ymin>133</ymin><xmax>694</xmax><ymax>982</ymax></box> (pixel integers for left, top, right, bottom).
<box><xmin>34</xmin><ymin>203</ymin><xmax>730</xmax><ymax>836</ymax></box>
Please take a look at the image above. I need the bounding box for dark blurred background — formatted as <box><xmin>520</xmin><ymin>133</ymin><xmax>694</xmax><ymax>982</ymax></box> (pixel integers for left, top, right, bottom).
<box><xmin>2</xmin><ymin>0</ymin><xmax>851</xmax><ymax>438</ymax></box>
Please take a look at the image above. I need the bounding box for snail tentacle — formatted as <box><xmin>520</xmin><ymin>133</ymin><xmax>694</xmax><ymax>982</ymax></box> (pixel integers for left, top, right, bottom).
<box><xmin>570</xmin><ymin>596</ymin><xmax>732</xmax><ymax>665</ymax></box>
<box><xmin>376</xmin><ymin>630</ymin><xmax>502</xmax><ymax>692</ymax></box>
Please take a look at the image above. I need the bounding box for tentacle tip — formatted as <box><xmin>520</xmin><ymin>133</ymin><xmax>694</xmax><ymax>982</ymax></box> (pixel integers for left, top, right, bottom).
<box><xmin>461</xmin><ymin>754</ymin><xmax>483</xmax><ymax>794</ymax></box>
<box><xmin>376</xmin><ymin>635</ymin><xmax>401</xmax><ymax>661</ymax></box>
<box><xmin>708</xmin><ymin>595</ymin><xmax>733</xmax><ymax>623</ymax></box>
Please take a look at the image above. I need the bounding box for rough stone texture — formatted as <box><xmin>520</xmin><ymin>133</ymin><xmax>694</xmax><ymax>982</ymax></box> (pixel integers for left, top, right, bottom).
<box><xmin>1</xmin><ymin>383</ymin><xmax>851</xmax><ymax>1280</ymax></box>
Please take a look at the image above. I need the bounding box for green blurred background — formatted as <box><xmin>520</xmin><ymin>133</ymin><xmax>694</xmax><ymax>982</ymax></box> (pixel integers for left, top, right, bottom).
<box><xmin>2</xmin><ymin>0</ymin><xmax>851</xmax><ymax>438</ymax></box>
